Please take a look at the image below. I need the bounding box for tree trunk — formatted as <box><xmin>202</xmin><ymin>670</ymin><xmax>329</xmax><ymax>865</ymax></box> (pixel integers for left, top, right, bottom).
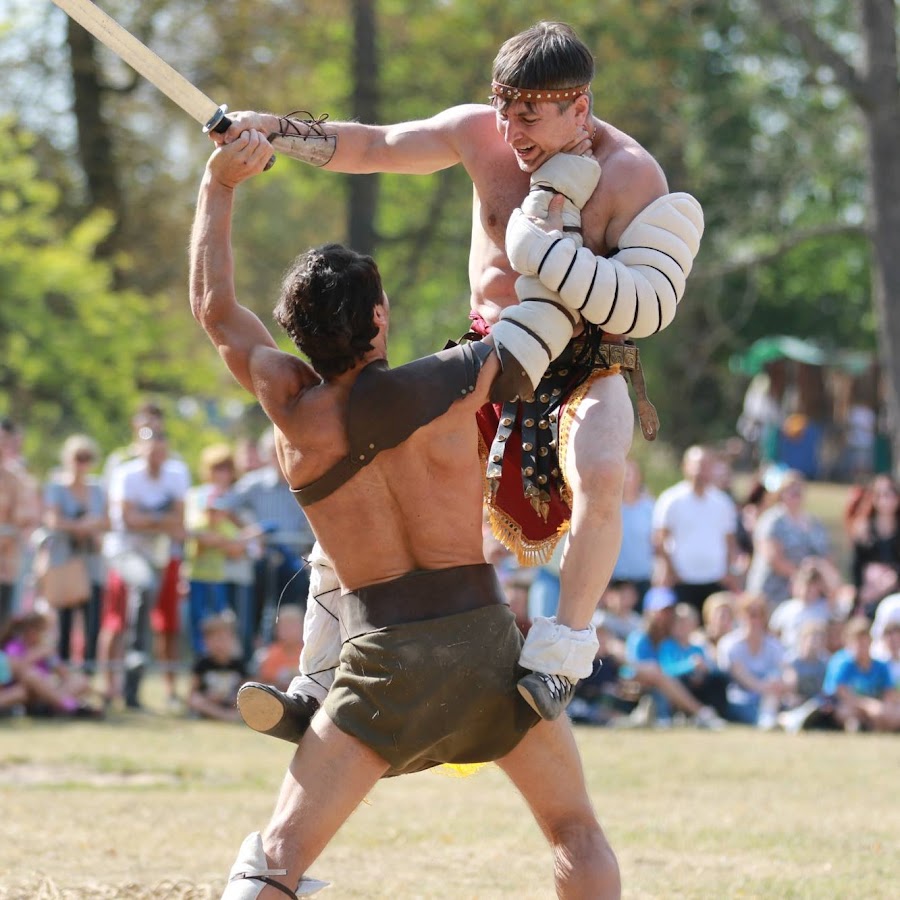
<box><xmin>347</xmin><ymin>0</ymin><xmax>379</xmax><ymax>255</ymax></box>
<box><xmin>860</xmin><ymin>0</ymin><xmax>900</xmax><ymax>470</ymax></box>
<box><xmin>66</xmin><ymin>19</ymin><xmax>124</xmax><ymax>261</ymax></box>
<box><xmin>756</xmin><ymin>0</ymin><xmax>900</xmax><ymax>471</ymax></box>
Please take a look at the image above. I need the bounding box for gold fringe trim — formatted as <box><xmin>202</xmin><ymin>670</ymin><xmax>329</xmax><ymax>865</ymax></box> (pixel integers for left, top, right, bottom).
<box><xmin>477</xmin><ymin>364</ymin><xmax>620</xmax><ymax>567</ymax></box>
<box><xmin>479</xmin><ymin>429</ymin><xmax>569</xmax><ymax>566</ymax></box>
<box><xmin>488</xmin><ymin>502</ymin><xmax>569</xmax><ymax>566</ymax></box>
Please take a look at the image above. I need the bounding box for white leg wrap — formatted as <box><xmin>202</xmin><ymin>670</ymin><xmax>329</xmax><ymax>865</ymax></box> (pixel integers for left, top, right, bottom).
<box><xmin>518</xmin><ymin>616</ymin><xmax>599</xmax><ymax>681</ymax></box>
<box><xmin>223</xmin><ymin>831</ymin><xmax>330</xmax><ymax>898</ymax></box>
<box><xmin>491</xmin><ymin>276</ymin><xmax>578</xmax><ymax>392</ymax></box>
<box><xmin>296</xmin><ymin>541</ymin><xmax>340</xmax><ymax>702</ymax></box>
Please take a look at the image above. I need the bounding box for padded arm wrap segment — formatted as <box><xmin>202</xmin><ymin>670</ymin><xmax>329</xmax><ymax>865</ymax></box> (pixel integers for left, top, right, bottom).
<box><xmin>507</xmin><ymin>192</ymin><xmax>704</xmax><ymax>337</ymax></box>
<box><xmin>522</xmin><ymin>154</ymin><xmax>601</xmax><ymax>232</ymax></box>
<box><xmin>491</xmin><ymin>277</ymin><xmax>578</xmax><ymax>394</ymax></box>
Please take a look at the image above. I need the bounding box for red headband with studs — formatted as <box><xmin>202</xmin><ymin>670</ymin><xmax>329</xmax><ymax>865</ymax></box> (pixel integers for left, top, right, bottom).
<box><xmin>490</xmin><ymin>81</ymin><xmax>590</xmax><ymax>103</ymax></box>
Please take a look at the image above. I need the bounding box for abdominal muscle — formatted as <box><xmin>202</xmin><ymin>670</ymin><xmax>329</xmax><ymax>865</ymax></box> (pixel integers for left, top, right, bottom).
<box><xmin>468</xmin><ymin>215</ymin><xmax>519</xmax><ymax>327</ymax></box>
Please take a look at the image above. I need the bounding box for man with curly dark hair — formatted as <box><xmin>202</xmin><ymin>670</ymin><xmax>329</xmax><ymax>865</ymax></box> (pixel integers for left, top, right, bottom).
<box><xmin>190</xmin><ymin>130</ymin><xmax>620</xmax><ymax>899</ymax></box>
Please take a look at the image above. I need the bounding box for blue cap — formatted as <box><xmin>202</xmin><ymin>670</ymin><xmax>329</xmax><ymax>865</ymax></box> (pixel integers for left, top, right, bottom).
<box><xmin>644</xmin><ymin>586</ymin><xmax>677</xmax><ymax>613</ymax></box>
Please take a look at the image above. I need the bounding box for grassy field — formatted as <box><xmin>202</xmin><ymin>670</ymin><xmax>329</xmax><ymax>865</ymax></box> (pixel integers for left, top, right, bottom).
<box><xmin>3</xmin><ymin>479</ymin><xmax>895</xmax><ymax>899</ymax></box>
<box><xmin>2</xmin><ymin>694</ymin><xmax>898</xmax><ymax>900</ymax></box>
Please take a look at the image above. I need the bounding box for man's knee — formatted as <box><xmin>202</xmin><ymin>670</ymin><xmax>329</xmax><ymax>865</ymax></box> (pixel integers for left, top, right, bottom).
<box><xmin>551</xmin><ymin>818</ymin><xmax>621</xmax><ymax>898</ymax></box>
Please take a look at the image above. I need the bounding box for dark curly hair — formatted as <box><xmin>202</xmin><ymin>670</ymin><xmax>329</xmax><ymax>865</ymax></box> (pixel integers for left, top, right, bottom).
<box><xmin>491</xmin><ymin>22</ymin><xmax>594</xmax><ymax>113</ymax></box>
<box><xmin>274</xmin><ymin>243</ymin><xmax>384</xmax><ymax>378</ymax></box>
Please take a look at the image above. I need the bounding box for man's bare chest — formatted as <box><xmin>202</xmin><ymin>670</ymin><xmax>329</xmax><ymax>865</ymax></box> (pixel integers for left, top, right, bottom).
<box><xmin>475</xmin><ymin>168</ymin><xmax>614</xmax><ymax>257</ymax></box>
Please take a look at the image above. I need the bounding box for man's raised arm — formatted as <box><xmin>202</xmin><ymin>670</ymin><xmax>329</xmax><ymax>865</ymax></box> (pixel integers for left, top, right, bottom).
<box><xmin>212</xmin><ymin>105</ymin><xmax>477</xmax><ymax>176</ymax></box>
<box><xmin>189</xmin><ymin>129</ymin><xmax>280</xmax><ymax>396</ymax></box>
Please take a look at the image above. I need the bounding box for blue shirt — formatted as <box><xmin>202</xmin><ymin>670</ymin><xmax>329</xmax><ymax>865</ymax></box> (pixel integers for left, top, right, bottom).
<box><xmin>823</xmin><ymin>649</ymin><xmax>894</xmax><ymax>699</ymax></box>
<box><xmin>229</xmin><ymin>466</ymin><xmax>314</xmax><ymax>551</ymax></box>
<box><xmin>613</xmin><ymin>495</ymin><xmax>655</xmax><ymax>582</ymax></box>
<box><xmin>658</xmin><ymin>637</ymin><xmax>707</xmax><ymax>678</ymax></box>
<box><xmin>621</xmin><ymin>629</ymin><xmax>659</xmax><ymax>679</ymax></box>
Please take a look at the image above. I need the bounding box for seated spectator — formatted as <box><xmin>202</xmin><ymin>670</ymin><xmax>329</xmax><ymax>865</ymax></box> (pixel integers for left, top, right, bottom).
<box><xmin>0</xmin><ymin>649</ymin><xmax>26</xmax><ymax>713</ymax></box>
<box><xmin>697</xmin><ymin>590</ymin><xmax>738</xmax><ymax>660</ymax></box>
<box><xmin>845</xmin><ymin>474</ymin><xmax>900</xmax><ymax>594</ymax></box>
<box><xmin>188</xmin><ymin>610</ymin><xmax>247</xmax><ymax>722</ymax></box>
<box><xmin>717</xmin><ymin>593</ymin><xmax>789</xmax><ymax>728</ymax></box>
<box><xmin>852</xmin><ymin>560</ymin><xmax>900</xmax><ymax>621</ymax></box>
<box><xmin>781</xmin><ymin>620</ymin><xmax>829</xmax><ymax>711</ymax></box>
<box><xmin>594</xmin><ymin>581</ymin><xmax>643</xmax><ymax>645</ymax></box>
<box><xmin>656</xmin><ymin>603</ymin><xmax>731</xmax><ymax>726</ymax></box>
<box><xmin>0</xmin><ymin>611</ymin><xmax>102</xmax><ymax>718</ymax></box>
<box><xmin>745</xmin><ymin>470</ymin><xmax>833</xmax><ymax>608</ymax></box>
<box><xmin>499</xmin><ymin>568</ymin><xmax>533</xmax><ymax>637</ymax></box>
<box><xmin>769</xmin><ymin>560</ymin><xmax>833</xmax><ymax>655</ymax></box>
<box><xmin>251</xmin><ymin>605</ymin><xmax>305</xmax><ymax>692</ymax></box>
<box><xmin>620</xmin><ymin>586</ymin><xmax>727</xmax><ymax>729</ymax></box>
<box><xmin>568</xmin><ymin>619</ymin><xmax>627</xmax><ymax>727</ymax></box>
<box><xmin>872</xmin><ymin>619</ymin><xmax>900</xmax><ymax>685</ymax></box>
<box><xmin>871</xmin><ymin>594</ymin><xmax>900</xmax><ymax>683</ymax></box>
<box><xmin>821</xmin><ymin>616</ymin><xmax>899</xmax><ymax>733</ymax></box>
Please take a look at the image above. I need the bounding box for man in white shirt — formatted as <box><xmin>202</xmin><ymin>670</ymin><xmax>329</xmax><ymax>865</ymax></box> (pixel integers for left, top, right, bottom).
<box><xmin>652</xmin><ymin>445</ymin><xmax>739</xmax><ymax>617</ymax></box>
<box><xmin>99</xmin><ymin>428</ymin><xmax>190</xmax><ymax>709</ymax></box>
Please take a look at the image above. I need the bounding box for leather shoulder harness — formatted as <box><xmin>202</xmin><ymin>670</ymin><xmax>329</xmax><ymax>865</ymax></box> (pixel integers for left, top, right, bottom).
<box><xmin>291</xmin><ymin>340</ymin><xmax>493</xmax><ymax>507</ymax></box>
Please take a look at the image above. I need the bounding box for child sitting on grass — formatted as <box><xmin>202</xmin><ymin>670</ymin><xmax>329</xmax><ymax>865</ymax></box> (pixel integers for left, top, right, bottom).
<box><xmin>188</xmin><ymin>610</ymin><xmax>247</xmax><ymax>722</ymax></box>
<box><xmin>0</xmin><ymin>611</ymin><xmax>102</xmax><ymax>718</ymax></box>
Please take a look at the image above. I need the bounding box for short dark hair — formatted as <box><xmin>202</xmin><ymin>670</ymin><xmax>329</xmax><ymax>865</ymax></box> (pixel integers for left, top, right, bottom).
<box><xmin>491</xmin><ymin>21</ymin><xmax>594</xmax><ymax>112</ymax></box>
<box><xmin>274</xmin><ymin>244</ymin><xmax>383</xmax><ymax>379</ymax></box>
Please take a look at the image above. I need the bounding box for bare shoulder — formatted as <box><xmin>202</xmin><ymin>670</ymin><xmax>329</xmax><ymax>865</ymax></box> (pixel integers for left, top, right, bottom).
<box><xmin>251</xmin><ymin>346</ymin><xmax>321</xmax><ymax>418</ymax></box>
<box><xmin>595</xmin><ymin>121</ymin><xmax>669</xmax><ymax>243</ymax></box>
<box><xmin>432</xmin><ymin>104</ymin><xmax>498</xmax><ymax>147</ymax></box>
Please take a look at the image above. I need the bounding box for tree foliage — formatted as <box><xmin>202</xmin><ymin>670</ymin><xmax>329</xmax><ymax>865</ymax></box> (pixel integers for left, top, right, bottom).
<box><xmin>0</xmin><ymin>119</ymin><xmax>232</xmax><ymax>472</ymax></box>
<box><xmin>0</xmin><ymin>0</ymin><xmax>891</xmax><ymax>463</ymax></box>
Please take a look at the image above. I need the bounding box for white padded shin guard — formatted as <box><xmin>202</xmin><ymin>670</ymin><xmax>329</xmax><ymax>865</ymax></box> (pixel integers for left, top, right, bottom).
<box><xmin>223</xmin><ymin>831</ymin><xmax>330</xmax><ymax>898</ymax></box>
<box><xmin>518</xmin><ymin>616</ymin><xmax>599</xmax><ymax>681</ymax></box>
<box><xmin>296</xmin><ymin>541</ymin><xmax>341</xmax><ymax>702</ymax></box>
<box><xmin>491</xmin><ymin>279</ymin><xmax>577</xmax><ymax>392</ymax></box>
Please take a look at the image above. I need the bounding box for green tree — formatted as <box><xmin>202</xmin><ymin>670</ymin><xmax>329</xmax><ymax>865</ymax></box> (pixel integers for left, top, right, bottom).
<box><xmin>0</xmin><ymin>120</ymin><xmax>229</xmax><ymax>473</ymax></box>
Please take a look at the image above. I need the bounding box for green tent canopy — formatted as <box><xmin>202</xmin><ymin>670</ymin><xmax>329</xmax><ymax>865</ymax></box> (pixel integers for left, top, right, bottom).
<box><xmin>729</xmin><ymin>335</ymin><xmax>873</xmax><ymax>377</ymax></box>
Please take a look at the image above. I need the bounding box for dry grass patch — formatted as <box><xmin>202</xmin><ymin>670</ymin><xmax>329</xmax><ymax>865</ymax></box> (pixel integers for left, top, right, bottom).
<box><xmin>2</xmin><ymin>702</ymin><xmax>898</xmax><ymax>899</ymax></box>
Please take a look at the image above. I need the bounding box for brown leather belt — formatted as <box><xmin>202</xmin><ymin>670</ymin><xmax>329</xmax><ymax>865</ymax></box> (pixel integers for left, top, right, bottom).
<box><xmin>340</xmin><ymin>563</ymin><xmax>504</xmax><ymax>640</ymax></box>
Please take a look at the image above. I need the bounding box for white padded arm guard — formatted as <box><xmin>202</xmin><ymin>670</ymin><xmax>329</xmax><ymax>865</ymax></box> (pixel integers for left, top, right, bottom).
<box><xmin>490</xmin><ymin>277</ymin><xmax>580</xmax><ymax>394</ymax></box>
<box><xmin>506</xmin><ymin>192</ymin><xmax>704</xmax><ymax>337</ymax></box>
<box><xmin>521</xmin><ymin>154</ymin><xmax>601</xmax><ymax>232</ymax></box>
<box><xmin>488</xmin><ymin>155</ymin><xmax>597</xmax><ymax>396</ymax></box>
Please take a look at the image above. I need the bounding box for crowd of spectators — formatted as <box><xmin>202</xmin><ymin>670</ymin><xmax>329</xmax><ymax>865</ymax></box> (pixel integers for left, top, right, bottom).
<box><xmin>494</xmin><ymin>444</ymin><xmax>900</xmax><ymax>735</ymax></box>
<box><xmin>0</xmin><ymin>404</ymin><xmax>312</xmax><ymax>720</ymax></box>
<box><xmin>1</xmin><ymin>405</ymin><xmax>898</xmax><ymax>735</ymax></box>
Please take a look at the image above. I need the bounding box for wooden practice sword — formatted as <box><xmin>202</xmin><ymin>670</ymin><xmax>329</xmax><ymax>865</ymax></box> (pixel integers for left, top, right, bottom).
<box><xmin>50</xmin><ymin>0</ymin><xmax>276</xmax><ymax>165</ymax></box>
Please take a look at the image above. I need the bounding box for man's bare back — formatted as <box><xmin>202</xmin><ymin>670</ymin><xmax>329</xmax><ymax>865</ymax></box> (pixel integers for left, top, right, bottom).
<box><xmin>269</xmin><ymin>352</ymin><xmax>496</xmax><ymax>590</ymax></box>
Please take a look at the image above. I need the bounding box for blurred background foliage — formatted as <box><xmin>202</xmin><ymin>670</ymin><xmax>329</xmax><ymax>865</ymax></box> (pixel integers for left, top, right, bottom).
<box><xmin>0</xmin><ymin>0</ymin><xmax>892</xmax><ymax>475</ymax></box>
